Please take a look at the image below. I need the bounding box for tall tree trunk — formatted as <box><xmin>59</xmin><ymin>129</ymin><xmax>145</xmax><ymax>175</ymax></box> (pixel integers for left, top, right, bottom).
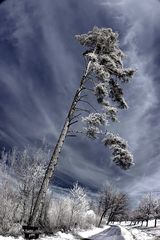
<box><xmin>28</xmin><ymin>61</ymin><xmax>92</xmax><ymax>226</ymax></box>
<box><xmin>98</xmin><ymin>210</ymin><xmax>107</xmax><ymax>227</ymax></box>
<box><xmin>29</xmin><ymin>187</ymin><xmax>35</xmax><ymax>219</ymax></box>
<box><xmin>154</xmin><ymin>218</ymin><xmax>157</xmax><ymax>228</ymax></box>
<box><xmin>107</xmin><ymin>213</ymin><xmax>113</xmax><ymax>225</ymax></box>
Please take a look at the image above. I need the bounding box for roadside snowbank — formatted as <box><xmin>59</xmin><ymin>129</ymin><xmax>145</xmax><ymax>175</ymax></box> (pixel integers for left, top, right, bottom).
<box><xmin>128</xmin><ymin>228</ymin><xmax>155</xmax><ymax>240</ymax></box>
<box><xmin>119</xmin><ymin>226</ymin><xmax>134</xmax><ymax>240</ymax></box>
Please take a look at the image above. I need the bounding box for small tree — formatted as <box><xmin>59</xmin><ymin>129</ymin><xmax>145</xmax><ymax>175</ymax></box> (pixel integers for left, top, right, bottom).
<box><xmin>18</xmin><ymin>161</ymin><xmax>46</xmax><ymax>224</ymax></box>
<box><xmin>29</xmin><ymin>27</ymin><xmax>135</xmax><ymax>226</ymax></box>
<box><xmin>152</xmin><ymin>198</ymin><xmax>160</xmax><ymax>228</ymax></box>
<box><xmin>137</xmin><ymin>194</ymin><xmax>155</xmax><ymax>227</ymax></box>
<box><xmin>68</xmin><ymin>183</ymin><xmax>89</xmax><ymax>230</ymax></box>
<box><xmin>97</xmin><ymin>183</ymin><xmax>128</xmax><ymax>226</ymax></box>
<box><xmin>97</xmin><ymin>183</ymin><xmax>115</xmax><ymax>226</ymax></box>
<box><xmin>107</xmin><ymin>192</ymin><xmax>128</xmax><ymax>224</ymax></box>
<box><xmin>129</xmin><ymin>209</ymin><xmax>144</xmax><ymax>226</ymax></box>
<box><xmin>46</xmin><ymin>183</ymin><xmax>91</xmax><ymax>231</ymax></box>
<box><xmin>0</xmin><ymin>180</ymin><xmax>19</xmax><ymax>234</ymax></box>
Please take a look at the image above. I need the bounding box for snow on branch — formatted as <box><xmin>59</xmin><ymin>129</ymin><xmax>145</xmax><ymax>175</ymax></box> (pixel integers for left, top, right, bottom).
<box><xmin>82</xmin><ymin>113</ymin><xmax>107</xmax><ymax>139</ymax></box>
<box><xmin>102</xmin><ymin>101</ymin><xmax>118</xmax><ymax>122</ymax></box>
<box><xmin>103</xmin><ymin>133</ymin><xmax>134</xmax><ymax>170</ymax></box>
<box><xmin>83</xmin><ymin>126</ymin><xmax>101</xmax><ymax>139</ymax></box>
<box><xmin>94</xmin><ymin>82</ymin><xmax>109</xmax><ymax>103</ymax></box>
<box><xmin>109</xmin><ymin>79</ymin><xmax>128</xmax><ymax>109</ymax></box>
<box><xmin>75</xmin><ymin>26</ymin><xmax>118</xmax><ymax>51</ymax></box>
<box><xmin>82</xmin><ymin>113</ymin><xmax>107</xmax><ymax>127</ymax></box>
<box><xmin>75</xmin><ymin>26</ymin><xmax>134</xmax><ymax>82</ymax></box>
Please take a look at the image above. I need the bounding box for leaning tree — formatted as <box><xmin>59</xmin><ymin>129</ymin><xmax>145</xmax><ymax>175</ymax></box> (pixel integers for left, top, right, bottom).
<box><xmin>28</xmin><ymin>26</ymin><xmax>135</xmax><ymax>226</ymax></box>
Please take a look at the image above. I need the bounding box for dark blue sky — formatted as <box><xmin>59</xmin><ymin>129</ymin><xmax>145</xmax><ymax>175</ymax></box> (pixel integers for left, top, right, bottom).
<box><xmin>0</xmin><ymin>0</ymin><xmax>160</xmax><ymax>201</ymax></box>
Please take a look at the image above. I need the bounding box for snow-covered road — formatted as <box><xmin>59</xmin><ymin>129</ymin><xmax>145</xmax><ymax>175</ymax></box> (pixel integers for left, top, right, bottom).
<box><xmin>88</xmin><ymin>225</ymin><xmax>156</xmax><ymax>240</ymax></box>
<box><xmin>90</xmin><ymin>225</ymin><xmax>132</xmax><ymax>240</ymax></box>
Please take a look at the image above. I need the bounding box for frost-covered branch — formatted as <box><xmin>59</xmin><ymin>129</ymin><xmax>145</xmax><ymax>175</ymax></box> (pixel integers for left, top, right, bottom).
<box><xmin>103</xmin><ymin>133</ymin><xmax>134</xmax><ymax>170</ymax></box>
<box><xmin>75</xmin><ymin>26</ymin><xmax>135</xmax><ymax>169</ymax></box>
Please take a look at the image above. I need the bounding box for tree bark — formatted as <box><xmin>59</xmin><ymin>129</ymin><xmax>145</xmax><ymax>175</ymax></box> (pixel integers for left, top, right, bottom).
<box><xmin>98</xmin><ymin>210</ymin><xmax>107</xmax><ymax>227</ymax></box>
<box><xmin>107</xmin><ymin>213</ymin><xmax>114</xmax><ymax>225</ymax></box>
<box><xmin>154</xmin><ymin>218</ymin><xmax>157</xmax><ymax>228</ymax></box>
<box><xmin>28</xmin><ymin>61</ymin><xmax>92</xmax><ymax>226</ymax></box>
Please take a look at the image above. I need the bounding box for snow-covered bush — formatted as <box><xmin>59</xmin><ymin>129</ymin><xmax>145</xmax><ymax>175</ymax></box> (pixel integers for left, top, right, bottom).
<box><xmin>8</xmin><ymin>223</ymin><xmax>22</xmax><ymax>237</ymax></box>
<box><xmin>47</xmin><ymin>196</ymin><xmax>72</xmax><ymax>232</ymax></box>
<box><xmin>83</xmin><ymin>210</ymin><xmax>96</xmax><ymax>229</ymax></box>
<box><xmin>47</xmin><ymin>183</ymin><xmax>95</xmax><ymax>232</ymax></box>
<box><xmin>69</xmin><ymin>183</ymin><xmax>90</xmax><ymax>229</ymax></box>
<box><xmin>0</xmin><ymin>144</ymin><xmax>49</xmax><ymax>235</ymax></box>
<box><xmin>0</xmin><ymin>179</ymin><xmax>20</xmax><ymax>235</ymax></box>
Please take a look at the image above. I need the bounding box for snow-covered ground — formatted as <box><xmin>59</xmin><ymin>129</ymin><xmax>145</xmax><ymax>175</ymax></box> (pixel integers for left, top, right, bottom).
<box><xmin>0</xmin><ymin>221</ymin><xmax>160</xmax><ymax>240</ymax></box>
<box><xmin>117</xmin><ymin>220</ymin><xmax>160</xmax><ymax>239</ymax></box>
<box><xmin>42</xmin><ymin>224</ymin><xmax>160</xmax><ymax>240</ymax></box>
<box><xmin>78</xmin><ymin>225</ymin><xmax>110</xmax><ymax>238</ymax></box>
<box><xmin>127</xmin><ymin>227</ymin><xmax>155</xmax><ymax>240</ymax></box>
<box><xmin>0</xmin><ymin>226</ymin><xmax>110</xmax><ymax>240</ymax></box>
<box><xmin>41</xmin><ymin>226</ymin><xmax>111</xmax><ymax>240</ymax></box>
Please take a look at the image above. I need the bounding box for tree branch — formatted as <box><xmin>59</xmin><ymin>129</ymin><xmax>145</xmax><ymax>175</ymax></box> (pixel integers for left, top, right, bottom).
<box><xmin>79</xmin><ymin>94</ymin><xmax>88</xmax><ymax>100</ymax></box>
<box><xmin>75</xmin><ymin>107</ymin><xmax>91</xmax><ymax>113</ymax></box>
<box><xmin>68</xmin><ymin>120</ymin><xmax>79</xmax><ymax>127</ymax></box>
<box><xmin>68</xmin><ymin>130</ymin><xmax>84</xmax><ymax>135</ymax></box>
<box><xmin>66</xmin><ymin>134</ymin><xmax>77</xmax><ymax>138</ymax></box>
<box><xmin>83</xmin><ymin>87</ymin><xmax>95</xmax><ymax>93</ymax></box>
<box><xmin>79</xmin><ymin>99</ymin><xmax>97</xmax><ymax>112</ymax></box>
<box><xmin>70</xmin><ymin>113</ymin><xmax>82</xmax><ymax>121</ymax></box>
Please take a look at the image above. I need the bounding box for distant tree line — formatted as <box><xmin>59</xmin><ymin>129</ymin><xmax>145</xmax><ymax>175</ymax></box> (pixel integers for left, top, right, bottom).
<box><xmin>128</xmin><ymin>194</ymin><xmax>160</xmax><ymax>228</ymax></box>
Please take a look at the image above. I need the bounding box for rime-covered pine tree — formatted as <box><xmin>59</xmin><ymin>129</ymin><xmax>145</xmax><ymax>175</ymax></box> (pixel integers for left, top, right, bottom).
<box><xmin>28</xmin><ymin>27</ymin><xmax>135</xmax><ymax>226</ymax></box>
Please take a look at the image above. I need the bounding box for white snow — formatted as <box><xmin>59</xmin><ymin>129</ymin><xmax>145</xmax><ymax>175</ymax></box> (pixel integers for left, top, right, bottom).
<box><xmin>0</xmin><ymin>226</ymin><xmax>110</xmax><ymax>240</ymax></box>
<box><xmin>0</xmin><ymin>237</ymin><xmax>24</xmax><ymax>240</ymax></box>
<box><xmin>0</xmin><ymin>221</ymin><xmax>160</xmax><ymax>240</ymax></box>
<box><xmin>117</xmin><ymin>220</ymin><xmax>160</xmax><ymax>239</ymax></box>
<box><xmin>40</xmin><ymin>232</ymin><xmax>75</xmax><ymax>240</ymax></box>
<box><xmin>128</xmin><ymin>228</ymin><xmax>155</xmax><ymax>240</ymax></box>
<box><xmin>119</xmin><ymin>226</ymin><xmax>134</xmax><ymax>240</ymax></box>
<box><xmin>78</xmin><ymin>225</ymin><xmax>110</xmax><ymax>238</ymax></box>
